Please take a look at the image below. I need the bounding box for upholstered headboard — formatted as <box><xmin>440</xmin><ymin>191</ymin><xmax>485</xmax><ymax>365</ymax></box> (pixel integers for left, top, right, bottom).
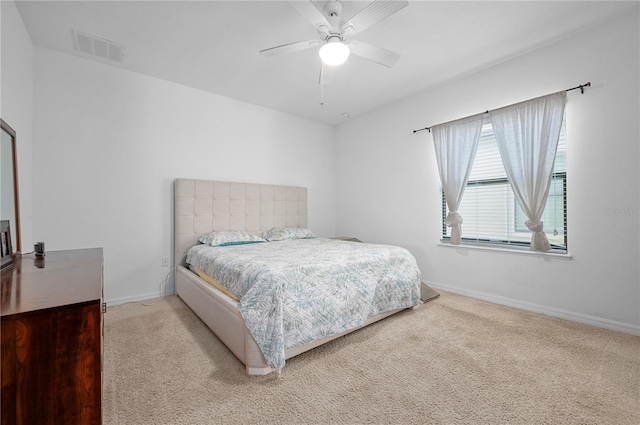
<box><xmin>174</xmin><ymin>179</ymin><xmax>308</xmax><ymax>266</ymax></box>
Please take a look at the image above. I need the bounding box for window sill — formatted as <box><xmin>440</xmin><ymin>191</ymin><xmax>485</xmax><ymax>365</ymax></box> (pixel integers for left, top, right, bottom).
<box><xmin>437</xmin><ymin>242</ymin><xmax>573</xmax><ymax>260</ymax></box>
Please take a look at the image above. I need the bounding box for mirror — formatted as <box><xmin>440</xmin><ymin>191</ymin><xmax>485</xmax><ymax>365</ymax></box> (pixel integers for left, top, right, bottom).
<box><xmin>1</xmin><ymin>118</ymin><xmax>20</xmax><ymax>253</ymax></box>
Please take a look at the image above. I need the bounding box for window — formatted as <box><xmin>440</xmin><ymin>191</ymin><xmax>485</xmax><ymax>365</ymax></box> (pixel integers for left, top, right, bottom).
<box><xmin>441</xmin><ymin>117</ymin><xmax>567</xmax><ymax>253</ymax></box>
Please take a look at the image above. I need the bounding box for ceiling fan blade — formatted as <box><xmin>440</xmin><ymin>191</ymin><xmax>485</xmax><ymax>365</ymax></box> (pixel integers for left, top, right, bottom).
<box><xmin>344</xmin><ymin>0</ymin><xmax>409</xmax><ymax>35</ymax></box>
<box><xmin>259</xmin><ymin>40</ymin><xmax>319</xmax><ymax>58</ymax></box>
<box><xmin>349</xmin><ymin>41</ymin><xmax>401</xmax><ymax>68</ymax></box>
<box><xmin>289</xmin><ymin>0</ymin><xmax>330</xmax><ymax>28</ymax></box>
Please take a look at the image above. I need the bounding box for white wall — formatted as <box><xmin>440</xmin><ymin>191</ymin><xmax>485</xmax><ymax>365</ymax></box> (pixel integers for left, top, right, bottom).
<box><xmin>336</xmin><ymin>12</ymin><xmax>640</xmax><ymax>333</ymax></box>
<box><xmin>1</xmin><ymin>0</ymin><xmax>34</xmax><ymax>251</ymax></box>
<box><xmin>33</xmin><ymin>47</ymin><xmax>337</xmax><ymax>304</ymax></box>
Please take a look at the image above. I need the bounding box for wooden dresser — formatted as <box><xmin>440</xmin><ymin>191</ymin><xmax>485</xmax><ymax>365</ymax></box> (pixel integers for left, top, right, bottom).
<box><xmin>1</xmin><ymin>248</ymin><xmax>103</xmax><ymax>425</ymax></box>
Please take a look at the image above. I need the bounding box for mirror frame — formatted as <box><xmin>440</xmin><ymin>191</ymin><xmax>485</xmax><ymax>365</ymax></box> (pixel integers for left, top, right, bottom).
<box><xmin>1</xmin><ymin>118</ymin><xmax>20</xmax><ymax>253</ymax></box>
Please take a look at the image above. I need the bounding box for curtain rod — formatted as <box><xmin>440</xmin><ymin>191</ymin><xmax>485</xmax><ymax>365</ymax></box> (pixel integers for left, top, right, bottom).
<box><xmin>412</xmin><ymin>82</ymin><xmax>591</xmax><ymax>134</ymax></box>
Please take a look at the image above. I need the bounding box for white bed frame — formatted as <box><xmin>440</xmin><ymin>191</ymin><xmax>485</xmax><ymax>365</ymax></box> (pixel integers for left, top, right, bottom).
<box><xmin>174</xmin><ymin>179</ymin><xmax>407</xmax><ymax>375</ymax></box>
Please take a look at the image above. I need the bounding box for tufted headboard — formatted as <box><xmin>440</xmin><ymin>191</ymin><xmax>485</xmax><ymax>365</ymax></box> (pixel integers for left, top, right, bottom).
<box><xmin>174</xmin><ymin>179</ymin><xmax>308</xmax><ymax>266</ymax></box>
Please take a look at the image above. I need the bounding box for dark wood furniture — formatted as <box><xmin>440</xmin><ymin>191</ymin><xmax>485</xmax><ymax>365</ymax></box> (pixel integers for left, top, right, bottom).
<box><xmin>1</xmin><ymin>248</ymin><xmax>103</xmax><ymax>425</ymax></box>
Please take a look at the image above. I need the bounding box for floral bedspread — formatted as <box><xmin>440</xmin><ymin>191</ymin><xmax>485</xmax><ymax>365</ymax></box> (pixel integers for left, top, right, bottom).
<box><xmin>186</xmin><ymin>238</ymin><xmax>421</xmax><ymax>369</ymax></box>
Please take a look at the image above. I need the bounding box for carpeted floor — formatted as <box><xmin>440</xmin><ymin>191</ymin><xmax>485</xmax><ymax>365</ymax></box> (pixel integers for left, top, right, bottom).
<box><xmin>103</xmin><ymin>292</ymin><xmax>639</xmax><ymax>425</ymax></box>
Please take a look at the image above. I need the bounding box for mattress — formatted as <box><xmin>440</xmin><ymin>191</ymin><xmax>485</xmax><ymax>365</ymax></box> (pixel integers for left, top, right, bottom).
<box><xmin>186</xmin><ymin>238</ymin><xmax>421</xmax><ymax>369</ymax></box>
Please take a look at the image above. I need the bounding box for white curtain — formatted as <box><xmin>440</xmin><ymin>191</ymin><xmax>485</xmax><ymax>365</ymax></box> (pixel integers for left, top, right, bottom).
<box><xmin>432</xmin><ymin>113</ymin><xmax>484</xmax><ymax>244</ymax></box>
<box><xmin>489</xmin><ymin>91</ymin><xmax>567</xmax><ymax>251</ymax></box>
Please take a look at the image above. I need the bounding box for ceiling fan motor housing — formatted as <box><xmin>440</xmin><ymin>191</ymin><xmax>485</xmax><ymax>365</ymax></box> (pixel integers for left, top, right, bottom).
<box><xmin>323</xmin><ymin>1</ymin><xmax>348</xmax><ymax>42</ymax></box>
<box><xmin>325</xmin><ymin>0</ymin><xmax>343</xmax><ymax>17</ymax></box>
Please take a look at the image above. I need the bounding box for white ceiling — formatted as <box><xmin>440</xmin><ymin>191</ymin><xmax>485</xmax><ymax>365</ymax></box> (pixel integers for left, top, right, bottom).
<box><xmin>14</xmin><ymin>0</ymin><xmax>636</xmax><ymax>126</ymax></box>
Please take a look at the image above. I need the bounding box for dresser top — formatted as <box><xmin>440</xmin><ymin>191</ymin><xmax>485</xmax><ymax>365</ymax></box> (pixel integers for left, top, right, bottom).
<box><xmin>1</xmin><ymin>248</ymin><xmax>103</xmax><ymax>317</ymax></box>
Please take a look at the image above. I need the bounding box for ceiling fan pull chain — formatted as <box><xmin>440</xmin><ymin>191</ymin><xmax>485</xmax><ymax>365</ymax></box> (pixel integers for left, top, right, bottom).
<box><xmin>319</xmin><ymin>64</ymin><xmax>325</xmax><ymax>105</ymax></box>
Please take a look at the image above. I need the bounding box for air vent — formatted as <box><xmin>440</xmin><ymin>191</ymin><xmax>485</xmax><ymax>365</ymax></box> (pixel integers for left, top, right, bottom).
<box><xmin>72</xmin><ymin>30</ymin><xmax>125</xmax><ymax>63</ymax></box>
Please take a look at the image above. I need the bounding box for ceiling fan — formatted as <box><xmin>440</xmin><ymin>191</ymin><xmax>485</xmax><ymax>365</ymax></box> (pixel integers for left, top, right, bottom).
<box><xmin>259</xmin><ymin>0</ymin><xmax>409</xmax><ymax>69</ymax></box>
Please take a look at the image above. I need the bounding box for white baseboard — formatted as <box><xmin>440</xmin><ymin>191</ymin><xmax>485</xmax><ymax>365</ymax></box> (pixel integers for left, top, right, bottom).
<box><xmin>106</xmin><ymin>287</ymin><xmax>175</xmax><ymax>307</ymax></box>
<box><xmin>426</xmin><ymin>281</ymin><xmax>640</xmax><ymax>336</ymax></box>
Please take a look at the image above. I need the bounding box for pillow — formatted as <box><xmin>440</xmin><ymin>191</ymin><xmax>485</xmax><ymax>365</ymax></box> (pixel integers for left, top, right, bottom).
<box><xmin>198</xmin><ymin>230</ymin><xmax>266</xmax><ymax>247</ymax></box>
<box><xmin>261</xmin><ymin>227</ymin><xmax>317</xmax><ymax>242</ymax></box>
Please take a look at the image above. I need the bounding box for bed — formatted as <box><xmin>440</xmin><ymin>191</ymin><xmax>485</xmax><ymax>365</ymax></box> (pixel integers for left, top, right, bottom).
<box><xmin>174</xmin><ymin>179</ymin><xmax>421</xmax><ymax>375</ymax></box>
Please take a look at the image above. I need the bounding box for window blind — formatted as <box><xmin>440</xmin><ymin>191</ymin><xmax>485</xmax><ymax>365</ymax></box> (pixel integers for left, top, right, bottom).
<box><xmin>442</xmin><ymin>117</ymin><xmax>567</xmax><ymax>252</ymax></box>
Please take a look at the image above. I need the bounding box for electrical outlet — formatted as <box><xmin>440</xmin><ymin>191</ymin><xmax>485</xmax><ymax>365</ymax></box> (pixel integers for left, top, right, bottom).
<box><xmin>161</xmin><ymin>257</ymin><xmax>169</xmax><ymax>267</ymax></box>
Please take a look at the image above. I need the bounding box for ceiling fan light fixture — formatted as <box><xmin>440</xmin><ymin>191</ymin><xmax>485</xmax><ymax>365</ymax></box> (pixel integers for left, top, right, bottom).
<box><xmin>319</xmin><ymin>36</ymin><xmax>350</xmax><ymax>66</ymax></box>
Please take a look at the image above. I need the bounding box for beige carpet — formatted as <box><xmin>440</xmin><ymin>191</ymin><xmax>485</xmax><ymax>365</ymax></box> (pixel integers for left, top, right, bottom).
<box><xmin>103</xmin><ymin>292</ymin><xmax>639</xmax><ymax>425</ymax></box>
